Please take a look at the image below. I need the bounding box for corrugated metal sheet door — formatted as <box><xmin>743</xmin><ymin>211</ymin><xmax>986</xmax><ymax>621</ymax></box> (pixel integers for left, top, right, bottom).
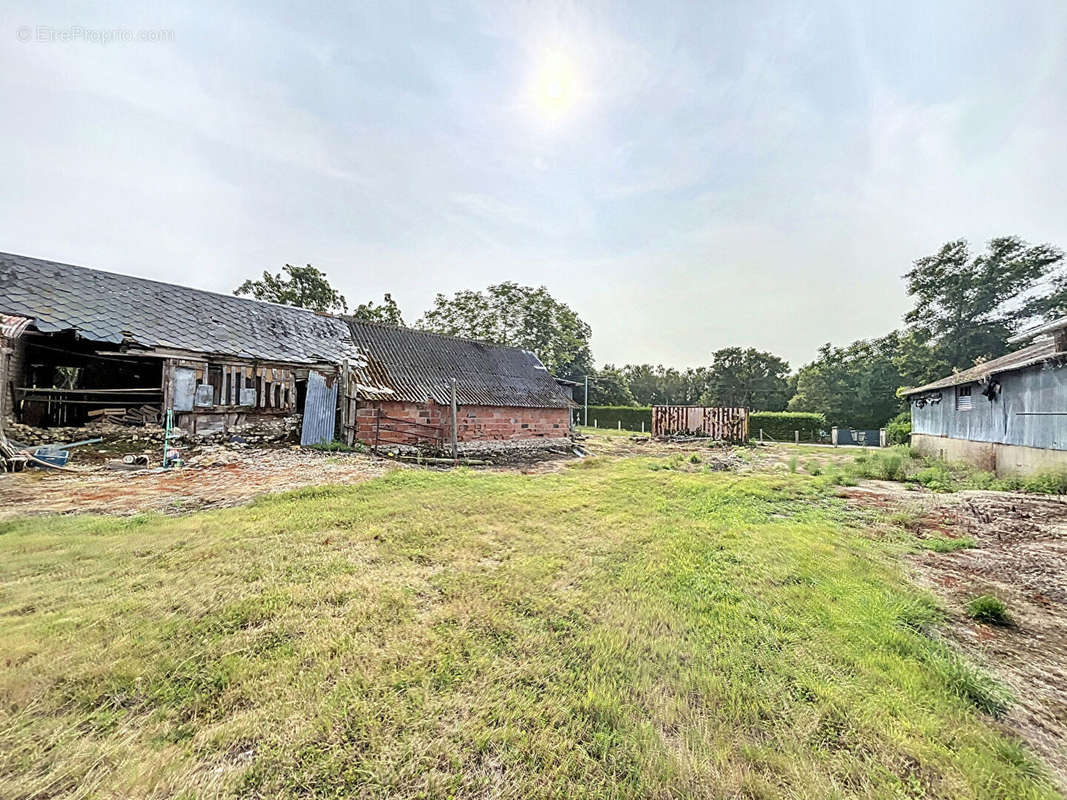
<box><xmin>300</xmin><ymin>370</ymin><xmax>338</xmax><ymax>446</ymax></box>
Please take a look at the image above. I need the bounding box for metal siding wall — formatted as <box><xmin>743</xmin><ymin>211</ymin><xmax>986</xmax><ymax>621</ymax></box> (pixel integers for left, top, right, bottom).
<box><xmin>300</xmin><ymin>370</ymin><xmax>338</xmax><ymax>446</ymax></box>
<box><xmin>1003</xmin><ymin>366</ymin><xmax>1067</xmax><ymax>449</ymax></box>
<box><xmin>910</xmin><ymin>364</ymin><xmax>1067</xmax><ymax>451</ymax></box>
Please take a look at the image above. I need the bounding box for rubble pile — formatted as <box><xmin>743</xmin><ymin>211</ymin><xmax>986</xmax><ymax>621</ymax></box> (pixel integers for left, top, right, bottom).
<box><xmin>189</xmin><ymin>416</ymin><xmax>302</xmax><ymax>446</ymax></box>
<box><xmin>456</xmin><ymin>437</ymin><xmax>575</xmax><ymax>461</ymax></box>
<box><xmin>2</xmin><ymin>419</ymin><xmax>169</xmax><ymax>446</ymax></box>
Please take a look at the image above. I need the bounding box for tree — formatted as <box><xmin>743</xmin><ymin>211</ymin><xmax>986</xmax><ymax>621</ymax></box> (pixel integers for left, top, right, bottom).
<box><xmin>788</xmin><ymin>334</ymin><xmax>904</xmax><ymax>429</ymax></box>
<box><xmin>904</xmin><ymin>237</ymin><xmax>1064</xmax><ymax>369</ymax></box>
<box><xmin>351</xmin><ymin>293</ymin><xmax>404</xmax><ymax>326</ymax></box>
<box><xmin>417</xmin><ymin>282</ymin><xmax>593</xmax><ymax>378</ymax></box>
<box><xmin>234</xmin><ymin>264</ymin><xmax>348</xmax><ymax>313</ymax></box>
<box><xmin>701</xmin><ymin>347</ymin><xmax>791</xmax><ymax>410</ymax></box>
<box><xmin>587</xmin><ymin>365</ymin><xmax>635</xmax><ymax>405</ymax></box>
<box><xmin>621</xmin><ymin>364</ymin><xmax>660</xmax><ymax>405</ymax></box>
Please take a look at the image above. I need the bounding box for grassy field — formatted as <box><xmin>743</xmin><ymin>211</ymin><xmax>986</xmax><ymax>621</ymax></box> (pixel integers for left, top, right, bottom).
<box><xmin>0</xmin><ymin>458</ymin><xmax>1058</xmax><ymax>799</ymax></box>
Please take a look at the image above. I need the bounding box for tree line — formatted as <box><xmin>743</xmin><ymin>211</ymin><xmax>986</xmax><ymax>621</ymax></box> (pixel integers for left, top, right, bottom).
<box><xmin>235</xmin><ymin>235</ymin><xmax>1066</xmax><ymax>429</ymax></box>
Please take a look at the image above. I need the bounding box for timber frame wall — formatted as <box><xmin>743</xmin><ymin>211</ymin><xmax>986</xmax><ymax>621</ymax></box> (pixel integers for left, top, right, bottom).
<box><xmin>159</xmin><ymin>353</ymin><xmax>337</xmax><ymax>435</ymax></box>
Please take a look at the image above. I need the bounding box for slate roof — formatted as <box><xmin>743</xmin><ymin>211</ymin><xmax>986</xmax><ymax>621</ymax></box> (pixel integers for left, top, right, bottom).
<box><xmin>0</xmin><ymin>252</ymin><xmax>354</xmax><ymax>364</ymax></box>
<box><xmin>901</xmin><ymin>337</ymin><xmax>1067</xmax><ymax>395</ymax></box>
<box><xmin>344</xmin><ymin>318</ymin><xmax>574</xmax><ymax>408</ymax></box>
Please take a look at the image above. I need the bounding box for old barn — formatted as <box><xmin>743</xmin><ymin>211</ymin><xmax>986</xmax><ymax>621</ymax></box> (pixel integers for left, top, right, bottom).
<box><xmin>0</xmin><ymin>252</ymin><xmax>574</xmax><ymax>448</ymax></box>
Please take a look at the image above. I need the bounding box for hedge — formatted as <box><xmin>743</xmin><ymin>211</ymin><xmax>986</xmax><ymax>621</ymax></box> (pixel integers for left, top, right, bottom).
<box><xmin>749</xmin><ymin>411</ymin><xmax>827</xmax><ymax>441</ymax></box>
<box><xmin>578</xmin><ymin>405</ymin><xmax>652</xmax><ymax>431</ymax></box>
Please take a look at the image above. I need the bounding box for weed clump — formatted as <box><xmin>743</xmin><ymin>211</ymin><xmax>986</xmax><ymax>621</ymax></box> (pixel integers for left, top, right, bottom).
<box><xmin>920</xmin><ymin>537</ymin><xmax>977</xmax><ymax>553</ymax></box>
<box><xmin>966</xmin><ymin>595</ymin><xmax>1011</xmax><ymax>626</ymax></box>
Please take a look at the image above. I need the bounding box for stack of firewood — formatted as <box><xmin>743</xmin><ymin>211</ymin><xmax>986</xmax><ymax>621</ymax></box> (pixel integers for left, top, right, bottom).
<box><xmin>87</xmin><ymin>405</ymin><xmax>161</xmax><ymax>426</ymax></box>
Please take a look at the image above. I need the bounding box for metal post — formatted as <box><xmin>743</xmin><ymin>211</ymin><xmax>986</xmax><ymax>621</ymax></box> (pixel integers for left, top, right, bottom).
<box><xmin>450</xmin><ymin>379</ymin><xmax>458</xmax><ymax>461</ymax></box>
<box><xmin>795</xmin><ymin>430</ymin><xmax>799</xmax><ymax>444</ymax></box>
<box><xmin>583</xmin><ymin>375</ymin><xmax>588</xmax><ymax>426</ymax></box>
<box><xmin>162</xmin><ymin>409</ymin><xmax>173</xmax><ymax>467</ymax></box>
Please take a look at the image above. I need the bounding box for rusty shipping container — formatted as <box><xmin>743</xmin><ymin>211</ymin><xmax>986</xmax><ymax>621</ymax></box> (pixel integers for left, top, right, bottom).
<box><xmin>651</xmin><ymin>406</ymin><xmax>749</xmax><ymax>442</ymax></box>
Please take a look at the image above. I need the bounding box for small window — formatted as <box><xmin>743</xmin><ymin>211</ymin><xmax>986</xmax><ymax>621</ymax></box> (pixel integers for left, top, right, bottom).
<box><xmin>956</xmin><ymin>385</ymin><xmax>973</xmax><ymax>411</ymax></box>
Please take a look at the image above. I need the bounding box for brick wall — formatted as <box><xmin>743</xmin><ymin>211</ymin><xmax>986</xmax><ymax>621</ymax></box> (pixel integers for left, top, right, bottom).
<box><xmin>354</xmin><ymin>400</ymin><xmax>570</xmax><ymax>445</ymax></box>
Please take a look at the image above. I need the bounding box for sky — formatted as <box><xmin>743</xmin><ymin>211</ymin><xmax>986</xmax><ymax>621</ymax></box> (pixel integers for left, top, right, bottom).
<box><xmin>2</xmin><ymin>1</ymin><xmax>1066</xmax><ymax>370</ymax></box>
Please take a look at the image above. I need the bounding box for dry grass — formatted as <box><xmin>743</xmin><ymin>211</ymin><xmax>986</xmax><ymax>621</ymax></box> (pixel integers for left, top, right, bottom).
<box><xmin>0</xmin><ymin>459</ymin><xmax>1058</xmax><ymax>798</ymax></box>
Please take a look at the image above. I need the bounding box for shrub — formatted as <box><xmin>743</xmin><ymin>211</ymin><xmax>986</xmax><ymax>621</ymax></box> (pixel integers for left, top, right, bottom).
<box><xmin>580</xmin><ymin>406</ymin><xmax>651</xmax><ymax>432</ymax></box>
<box><xmin>749</xmin><ymin>411</ymin><xmax>826</xmax><ymax>442</ymax></box>
<box><xmin>852</xmin><ymin>448</ymin><xmax>908</xmax><ymax>481</ymax></box>
<box><xmin>885</xmin><ymin>410</ymin><xmax>911</xmax><ymax>446</ymax></box>
<box><xmin>915</xmin><ymin>463</ymin><xmax>956</xmax><ymax>492</ymax></box>
<box><xmin>1017</xmin><ymin>470</ymin><xmax>1067</xmax><ymax>495</ymax></box>
<box><xmin>966</xmin><ymin>595</ymin><xmax>1011</xmax><ymax>625</ymax></box>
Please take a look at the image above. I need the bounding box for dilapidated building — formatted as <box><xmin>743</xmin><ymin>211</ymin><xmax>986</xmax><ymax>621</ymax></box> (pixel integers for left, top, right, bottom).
<box><xmin>1</xmin><ymin>252</ymin><xmax>574</xmax><ymax>448</ymax></box>
<box><xmin>902</xmin><ymin>316</ymin><xmax>1067</xmax><ymax>476</ymax></box>
<box><xmin>341</xmin><ymin>319</ymin><xmax>573</xmax><ymax>448</ymax></box>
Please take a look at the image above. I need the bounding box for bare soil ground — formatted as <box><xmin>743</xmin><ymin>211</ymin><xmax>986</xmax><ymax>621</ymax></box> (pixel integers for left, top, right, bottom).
<box><xmin>841</xmin><ymin>481</ymin><xmax>1067</xmax><ymax>788</ymax></box>
<box><xmin>0</xmin><ymin>448</ymin><xmax>392</xmax><ymax>517</ymax></box>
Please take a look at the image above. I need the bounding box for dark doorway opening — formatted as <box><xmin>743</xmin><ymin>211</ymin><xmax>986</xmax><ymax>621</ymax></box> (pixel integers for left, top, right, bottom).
<box><xmin>17</xmin><ymin>333</ymin><xmax>163</xmax><ymax>427</ymax></box>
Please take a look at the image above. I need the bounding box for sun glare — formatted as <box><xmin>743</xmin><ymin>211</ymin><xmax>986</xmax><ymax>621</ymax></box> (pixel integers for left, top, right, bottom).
<box><xmin>532</xmin><ymin>51</ymin><xmax>579</xmax><ymax>118</ymax></box>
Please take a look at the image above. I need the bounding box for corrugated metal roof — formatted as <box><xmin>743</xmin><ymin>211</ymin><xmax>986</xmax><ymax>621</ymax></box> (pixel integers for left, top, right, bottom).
<box><xmin>345</xmin><ymin>318</ymin><xmax>574</xmax><ymax>408</ymax></box>
<box><xmin>901</xmin><ymin>338</ymin><xmax>1066</xmax><ymax>395</ymax></box>
<box><xmin>1</xmin><ymin>313</ymin><xmax>32</xmax><ymax>339</ymax></box>
<box><xmin>0</xmin><ymin>252</ymin><xmax>354</xmax><ymax>364</ymax></box>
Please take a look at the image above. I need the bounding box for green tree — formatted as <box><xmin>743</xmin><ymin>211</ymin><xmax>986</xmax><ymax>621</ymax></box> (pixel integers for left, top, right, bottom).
<box><xmin>587</xmin><ymin>365</ymin><xmax>635</xmax><ymax>405</ymax></box>
<box><xmin>904</xmin><ymin>237</ymin><xmax>1064</xmax><ymax>369</ymax></box>
<box><xmin>234</xmin><ymin>264</ymin><xmax>348</xmax><ymax>313</ymax></box>
<box><xmin>621</xmin><ymin>364</ymin><xmax>660</xmax><ymax>405</ymax></box>
<box><xmin>789</xmin><ymin>334</ymin><xmax>904</xmax><ymax>429</ymax></box>
<box><xmin>417</xmin><ymin>282</ymin><xmax>592</xmax><ymax>378</ymax></box>
<box><xmin>350</xmin><ymin>293</ymin><xmax>405</xmax><ymax>326</ymax></box>
<box><xmin>701</xmin><ymin>347</ymin><xmax>791</xmax><ymax>410</ymax></box>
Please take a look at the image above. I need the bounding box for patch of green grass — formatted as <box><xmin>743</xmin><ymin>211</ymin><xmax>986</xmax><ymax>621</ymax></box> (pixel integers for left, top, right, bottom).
<box><xmin>576</xmin><ymin>425</ymin><xmax>649</xmax><ymax>438</ymax></box>
<box><xmin>0</xmin><ymin>461</ymin><xmax>1052</xmax><ymax>798</ymax></box>
<box><xmin>787</xmin><ymin>455</ymin><xmax>798</xmax><ymax>473</ymax></box>
<box><xmin>920</xmin><ymin>536</ymin><xmax>978</xmax><ymax>553</ymax></box>
<box><xmin>966</xmin><ymin>595</ymin><xmax>1012</xmax><ymax>626</ymax></box>
<box><xmin>851</xmin><ymin>448</ymin><xmax>909</xmax><ymax>481</ymax></box>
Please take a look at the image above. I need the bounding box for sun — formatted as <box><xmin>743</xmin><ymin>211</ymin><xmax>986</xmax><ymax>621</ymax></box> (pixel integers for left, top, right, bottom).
<box><xmin>532</xmin><ymin>51</ymin><xmax>579</xmax><ymax>118</ymax></box>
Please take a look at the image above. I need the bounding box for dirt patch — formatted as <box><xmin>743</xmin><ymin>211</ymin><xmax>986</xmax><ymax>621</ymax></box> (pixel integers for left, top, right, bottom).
<box><xmin>844</xmin><ymin>483</ymin><xmax>1067</xmax><ymax>788</ymax></box>
<box><xmin>0</xmin><ymin>447</ymin><xmax>393</xmax><ymax>517</ymax></box>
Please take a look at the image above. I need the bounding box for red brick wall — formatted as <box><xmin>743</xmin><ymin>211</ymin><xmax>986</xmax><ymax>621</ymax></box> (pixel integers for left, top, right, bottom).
<box><xmin>354</xmin><ymin>400</ymin><xmax>570</xmax><ymax>445</ymax></box>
